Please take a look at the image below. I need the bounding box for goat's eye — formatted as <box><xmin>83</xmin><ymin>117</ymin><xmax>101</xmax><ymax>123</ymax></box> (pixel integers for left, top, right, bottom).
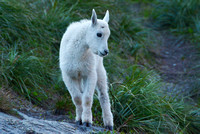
<box><xmin>97</xmin><ymin>33</ymin><xmax>102</xmax><ymax>37</ymax></box>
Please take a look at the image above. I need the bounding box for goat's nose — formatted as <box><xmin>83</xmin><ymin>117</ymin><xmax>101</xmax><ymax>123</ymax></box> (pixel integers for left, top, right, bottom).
<box><xmin>104</xmin><ymin>49</ymin><xmax>109</xmax><ymax>55</ymax></box>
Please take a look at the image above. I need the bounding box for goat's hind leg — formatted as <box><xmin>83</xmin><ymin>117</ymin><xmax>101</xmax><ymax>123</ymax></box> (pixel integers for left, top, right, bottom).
<box><xmin>62</xmin><ymin>75</ymin><xmax>83</xmax><ymax>125</ymax></box>
<box><xmin>82</xmin><ymin>72</ymin><xmax>97</xmax><ymax>127</ymax></box>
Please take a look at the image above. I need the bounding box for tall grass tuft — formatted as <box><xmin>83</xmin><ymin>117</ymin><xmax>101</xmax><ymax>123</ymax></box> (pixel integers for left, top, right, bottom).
<box><xmin>110</xmin><ymin>66</ymin><xmax>200</xmax><ymax>133</ymax></box>
<box><xmin>1</xmin><ymin>1</ymin><xmax>73</xmax><ymax>104</ymax></box>
<box><xmin>151</xmin><ymin>0</ymin><xmax>200</xmax><ymax>35</ymax></box>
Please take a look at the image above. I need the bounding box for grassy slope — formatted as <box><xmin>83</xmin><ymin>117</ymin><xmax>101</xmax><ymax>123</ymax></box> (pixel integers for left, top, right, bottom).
<box><xmin>151</xmin><ymin>0</ymin><xmax>200</xmax><ymax>46</ymax></box>
<box><xmin>0</xmin><ymin>0</ymin><xmax>200</xmax><ymax>133</ymax></box>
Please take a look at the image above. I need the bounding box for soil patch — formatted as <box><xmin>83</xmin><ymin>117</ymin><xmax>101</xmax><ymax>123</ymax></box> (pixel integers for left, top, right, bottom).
<box><xmin>154</xmin><ymin>31</ymin><xmax>200</xmax><ymax>98</ymax></box>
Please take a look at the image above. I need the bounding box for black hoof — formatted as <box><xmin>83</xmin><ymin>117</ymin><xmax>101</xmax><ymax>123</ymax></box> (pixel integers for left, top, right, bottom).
<box><xmin>83</xmin><ymin>122</ymin><xmax>92</xmax><ymax>127</ymax></box>
<box><xmin>105</xmin><ymin>126</ymin><xmax>113</xmax><ymax>131</ymax></box>
<box><xmin>76</xmin><ymin>120</ymin><xmax>82</xmax><ymax>125</ymax></box>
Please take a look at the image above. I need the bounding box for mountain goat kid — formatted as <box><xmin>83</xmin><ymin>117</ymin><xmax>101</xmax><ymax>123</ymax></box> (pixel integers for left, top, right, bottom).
<box><xmin>59</xmin><ymin>9</ymin><xmax>113</xmax><ymax>130</ymax></box>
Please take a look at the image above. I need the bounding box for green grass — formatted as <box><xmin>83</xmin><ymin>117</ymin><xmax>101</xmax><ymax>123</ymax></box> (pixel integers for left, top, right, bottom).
<box><xmin>110</xmin><ymin>66</ymin><xmax>200</xmax><ymax>133</ymax></box>
<box><xmin>151</xmin><ymin>0</ymin><xmax>200</xmax><ymax>39</ymax></box>
<box><xmin>0</xmin><ymin>0</ymin><xmax>69</xmax><ymax>104</ymax></box>
<box><xmin>0</xmin><ymin>0</ymin><xmax>200</xmax><ymax>133</ymax></box>
<box><xmin>0</xmin><ymin>0</ymin><xmax>152</xmax><ymax>105</ymax></box>
<box><xmin>92</xmin><ymin>65</ymin><xmax>200</xmax><ymax>133</ymax></box>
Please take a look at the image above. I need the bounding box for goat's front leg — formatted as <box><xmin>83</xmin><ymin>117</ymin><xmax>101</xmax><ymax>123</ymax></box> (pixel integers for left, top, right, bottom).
<box><xmin>97</xmin><ymin>66</ymin><xmax>113</xmax><ymax>130</ymax></box>
<box><xmin>82</xmin><ymin>71</ymin><xmax>97</xmax><ymax>127</ymax></box>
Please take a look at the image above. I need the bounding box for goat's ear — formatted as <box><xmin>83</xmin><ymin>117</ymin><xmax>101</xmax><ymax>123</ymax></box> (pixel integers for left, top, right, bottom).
<box><xmin>91</xmin><ymin>9</ymin><xmax>97</xmax><ymax>26</ymax></box>
<box><xmin>103</xmin><ymin>10</ymin><xmax>109</xmax><ymax>23</ymax></box>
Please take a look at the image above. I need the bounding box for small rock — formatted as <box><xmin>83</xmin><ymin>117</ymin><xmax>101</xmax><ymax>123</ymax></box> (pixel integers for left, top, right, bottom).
<box><xmin>26</xmin><ymin>130</ymin><xmax>36</xmax><ymax>134</ymax></box>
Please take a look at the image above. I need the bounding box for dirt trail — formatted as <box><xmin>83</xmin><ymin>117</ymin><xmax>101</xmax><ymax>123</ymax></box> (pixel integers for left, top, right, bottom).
<box><xmin>128</xmin><ymin>2</ymin><xmax>200</xmax><ymax>99</ymax></box>
<box><xmin>155</xmin><ymin>32</ymin><xmax>200</xmax><ymax>98</ymax></box>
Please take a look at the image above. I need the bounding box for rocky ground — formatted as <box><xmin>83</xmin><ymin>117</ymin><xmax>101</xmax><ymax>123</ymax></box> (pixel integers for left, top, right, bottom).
<box><xmin>0</xmin><ymin>110</ymin><xmax>106</xmax><ymax>134</ymax></box>
<box><xmin>0</xmin><ymin>88</ymin><xmax>110</xmax><ymax>134</ymax></box>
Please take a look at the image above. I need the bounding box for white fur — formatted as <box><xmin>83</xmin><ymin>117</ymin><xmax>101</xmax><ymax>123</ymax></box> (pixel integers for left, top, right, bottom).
<box><xmin>59</xmin><ymin>9</ymin><xmax>113</xmax><ymax>127</ymax></box>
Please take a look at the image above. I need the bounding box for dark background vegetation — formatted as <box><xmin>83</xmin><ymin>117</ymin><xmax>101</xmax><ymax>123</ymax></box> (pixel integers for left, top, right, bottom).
<box><xmin>0</xmin><ymin>0</ymin><xmax>200</xmax><ymax>133</ymax></box>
